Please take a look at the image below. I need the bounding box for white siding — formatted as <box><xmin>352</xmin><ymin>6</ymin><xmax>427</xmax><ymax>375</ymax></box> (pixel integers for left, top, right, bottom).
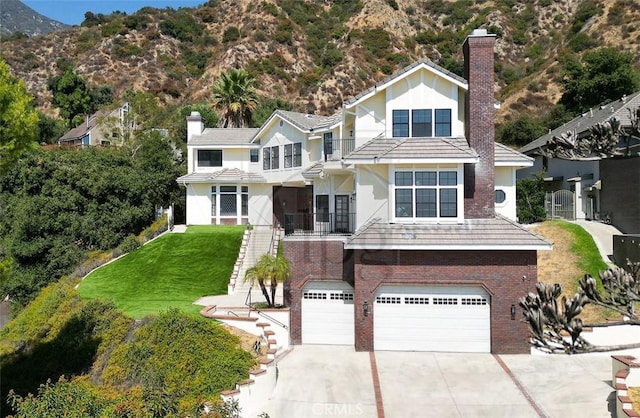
<box><xmin>495</xmin><ymin>166</ymin><xmax>517</xmax><ymax>221</ymax></box>
<box><xmin>355</xmin><ymin>165</ymin><xmax>389</xmax><ymax>228</ymax></box>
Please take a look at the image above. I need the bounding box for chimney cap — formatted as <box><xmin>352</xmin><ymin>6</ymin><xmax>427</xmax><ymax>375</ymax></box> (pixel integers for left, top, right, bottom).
<box><xmin>190</xmin><ymin>111</ymin><xmax>201</xmax><ymax>117</ymax></box>
<box><xmin>471</xmin><ymin>28</ymin><xmax>488</xmax><ymax>36</ymax></box>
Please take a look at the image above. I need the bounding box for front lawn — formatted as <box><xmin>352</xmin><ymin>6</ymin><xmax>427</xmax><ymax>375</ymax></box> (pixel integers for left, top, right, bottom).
<box><xmin>77</xmin><ymin>225</ymin><xmax>244</xmax><ymax>318</ymax></box>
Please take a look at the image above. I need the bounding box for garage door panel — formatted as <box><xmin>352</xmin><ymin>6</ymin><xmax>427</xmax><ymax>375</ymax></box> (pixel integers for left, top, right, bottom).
<box><xmin>302</xmin><ymin>281</ymin><xmax>354</xmax><ymax>345</ymax></box>
<box><xmin>374</xmin><ymin>286</ymin><xmax>490</xmax><ymax>352</ymax></box>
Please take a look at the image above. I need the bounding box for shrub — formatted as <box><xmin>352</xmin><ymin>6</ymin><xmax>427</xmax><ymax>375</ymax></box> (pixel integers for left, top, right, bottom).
<box><xmin>517</xmin><ymin>174</ymin><xmax>547</xmax><ymax>224</ymax></box>
<box><xmin>222</xmin><ymin>26</ymin><xmax>241</xmax><ymax>43</ymax></box>
<box><xmin>117</xmin><ymin>234</ymin><xmax>141</xmax><ymax>254</ymax></box>
<box><xmin>101</xmin><ymin>309</ymin><xmax>255</xmax><ymax>411</ymax></box>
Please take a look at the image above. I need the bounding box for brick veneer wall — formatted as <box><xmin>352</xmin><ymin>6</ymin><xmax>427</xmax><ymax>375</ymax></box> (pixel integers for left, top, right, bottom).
<box><xmin>463</xmin><ymin>31</ymin><xmax>496</xmax><ymax>219</ymax></box>
<box><xmin>282</xmin><ymin>239</ymin><xmax>351</xmax><ymax>344</ymax></box>
<box><xmin>353</xmin><ymin>249</ymin><xmax>538</xmax><ymax>354</ymax></box>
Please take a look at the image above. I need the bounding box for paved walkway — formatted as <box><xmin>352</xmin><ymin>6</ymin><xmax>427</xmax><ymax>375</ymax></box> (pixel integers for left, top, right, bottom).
<box><xmin>572</xmin><ymin>220</ymin><xmax>621</xmax><ymax>265</ymax></box>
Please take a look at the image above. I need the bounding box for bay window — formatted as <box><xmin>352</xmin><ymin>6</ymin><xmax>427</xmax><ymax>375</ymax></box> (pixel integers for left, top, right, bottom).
<box><xmin>210</xmin><ymin>185</ymin><xmax>249</xmax><ymax>224</ymax></box>
<box><xmin>393</xmin><ymin>169</ymin><xmax>460</xmax><ymax>220</ymax></box>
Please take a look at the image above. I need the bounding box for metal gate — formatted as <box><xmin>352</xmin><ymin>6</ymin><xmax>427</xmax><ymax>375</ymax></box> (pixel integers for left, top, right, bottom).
<box><xmin>545</xmin><ymin>190</ymin><xmax>575</xmax><ymax>220</ymax></box>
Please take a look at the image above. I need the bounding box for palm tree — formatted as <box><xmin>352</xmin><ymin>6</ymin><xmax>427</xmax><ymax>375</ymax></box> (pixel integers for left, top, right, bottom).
<box><xmin>244</xmin><ymin>253</ymin><xmax>290</xmax><ymax>308</ymax></box>
<box><xmin>211</xmin><ymin>68</ymin><xmax>258</xmax><ymax>128</ymax></box>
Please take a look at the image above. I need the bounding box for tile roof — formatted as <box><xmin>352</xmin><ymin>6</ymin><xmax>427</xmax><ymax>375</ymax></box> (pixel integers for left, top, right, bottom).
<box><xmin>345</xmin><ymin>59</ymin><xmax>468</xmax><ymax>106</ymax></box>
<box><xmin>344</xmin><ymin>216</ymin><xmax>552</xmax><ymax>250</ymax></box>
<box><xmin>275</xmin><ymin>110</ymin><xmax>341</xmax><ymax>131</ymax></box>
<box><xmin>519</xmin><ymin>91</ymin><xmax>640</xmax><ymax>154</ymax></box>
<box><xmin>189</xmin><ymin>128</ymin><xmax>259</xmax><ymax>146</ymax></box>
<box><xmin>176</xmin><ymin>168</ymin><xmax>266</xmax><ymax>184</ymax></box>
<box><xmin>301</xmin><ymin>161</ymin><xmax>324</xmax><ymax>179</ymax></box>
<box><xmin>343</xmin><ymin>137</ymin><xmax>478</xmax><ymax>163</ymax></box>
<box><xmin>495</xmin><ymin>142</ymin><xmax>534</xmax><ymax>166</ymax></box>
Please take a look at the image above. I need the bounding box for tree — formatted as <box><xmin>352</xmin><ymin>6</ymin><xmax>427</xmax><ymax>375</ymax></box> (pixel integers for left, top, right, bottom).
<box><xmin>244</xmin><ymin>253</ymin><xmax>290</xmax><ymax>308</ymax></box>
<box><xmin>559</xmin><ymin>48</ymin><xmax>640</xmax><ymax>115</ymax></box>
<box><xmin>212</xmin><ymin>69</ymin><xmax>258</xmax><ymax>128</ymax></box>
<box><xmin>516</xmin><ymin>174</ymin><xmax>547</xmax><ymax>224</ymax></box>
<box><xmin>48</xmin><ymin>67</ymin><xmax>91</xmax><ymax>128</ymax></box>
<box><xmin>496</xmin><ymin>115</ymin><xmax>547</xmax><ymax>148</ymax></box>
<box><xmin>252</xmin><ymin>97</ymin><xmax>293</xmax><ymax>127</ymax></box>
<box><xmin>0</xmin><ymin>60</ymin><xmax>38</xmax><ymax>174</ymax></box>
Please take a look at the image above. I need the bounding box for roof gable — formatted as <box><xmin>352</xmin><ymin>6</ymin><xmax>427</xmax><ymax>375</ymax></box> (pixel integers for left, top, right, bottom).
<box><xmin>252</xmin><ymin>110</ymin><xmax>341</xmax><ymax>143</ymax></box>
<box><xmin>345</xmin><ymin>59</ymin><xmax>468</xmax><ymax>109</ymax></box>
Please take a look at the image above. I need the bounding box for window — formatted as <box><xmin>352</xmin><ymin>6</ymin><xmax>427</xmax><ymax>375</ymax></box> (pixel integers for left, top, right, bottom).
<box><xmin>316</xmin><ymin>194</ymin><xmax>329</xmax><ymax>222</ymax></box>
<box><xmin>220</xmin><ymin>186</ymin><xmax>237</xmax><ymax>216</ymax></box>
<box><xmin>394</xmin><ymin>169</ymin><xmax>459</xmax><ymax>220</ymax></box>
<box><xmin>324</xmin><ymin>133</ymin><xmax>333</xmax><ymax>158</ymax></box>
<box><xmin>263</xmin><ymin>146</ymin><xmax>279</xmax><ymax>170</ymax></box>
<box><xmin>271</xmin><ymin>146</ymin><xmax>279</xmax><ymax>169</ymax></box>
<box><xmin>392</xmin><ymin>109</ymin><xmax>452</xmax><ymax>137</ymax></box>
<box><xmin>211</xmin><ymin>186</ymin><xmax>217</xmax><ymax>216</ymax></box>
<box><xmin>293</xmin><ymin>143</ymin><xmax>302</xmax><ymax>167</ymax></box>
<box><xmin>198</xmin><ymin>150</ymin><xmax>222</xmax><ymax>167</ymax></box>
<box><xmin>435</xmin><ymin>109</ymin><xmax>452</xmax><ymax>136</ymax></box>
<box><xmin>392</xmin><ymin>110</ymin><xmax>409</xmax><ymax>137</ymax></box>
<box><xmin>412</xmin><ymin>109</ymin><xmax>432</xmax><ymax>137</ymax></box>
<box><xmin>495</xmin><ymin>189</ymin><xmax>506</xmax><ymax>204</ymax></box>
<box><xmin>241</xmin><ymin>186</ymin><xmax>248</xmax><ymax>216</ymax></box>
<box><xmin>250</xmin><ymin>149</ymin><xmax>259</xmax><ymax>163</ymax></box>
<box><xmin>284</xmin><ymin>143</ymin><xmax>302</xmax><ymax>168</ymax></box>
<box><xmin>211</xmin><ymin>185</ymin><xmax>249</xmax><ymax>223</ymax></box>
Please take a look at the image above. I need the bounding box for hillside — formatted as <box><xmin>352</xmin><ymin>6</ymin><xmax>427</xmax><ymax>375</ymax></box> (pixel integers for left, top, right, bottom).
<box><xmin>0</xmin><ymin>0</ymin><xmax>67</xmax><ymax>36</ymax></box>
<box><xmin>0</xmin><ymin>0</ymin><xmax>639</xmax><ymax>123</ymax></box>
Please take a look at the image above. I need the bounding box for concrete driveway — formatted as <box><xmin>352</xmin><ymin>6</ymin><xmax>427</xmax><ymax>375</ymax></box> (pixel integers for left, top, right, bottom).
<box><xmin>261</xmin><ymin>345</ymin><xmax>638</xmax><ymax>418</ymax></box>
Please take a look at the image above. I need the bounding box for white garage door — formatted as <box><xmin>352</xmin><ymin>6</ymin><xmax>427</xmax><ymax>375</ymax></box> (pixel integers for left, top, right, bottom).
<box><xmin>374</xmin><ymin>286</ymin><xmax>490</xmax><ymax>352</ymax></box>
<box><xmin>302</xmin><ymin>281</ymin><xmax>354</xmax><ymax>345</ymax></box>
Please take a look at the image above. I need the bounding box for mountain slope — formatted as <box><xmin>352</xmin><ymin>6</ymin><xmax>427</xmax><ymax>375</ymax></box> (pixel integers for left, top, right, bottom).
<box><xmin>0</xmin><ymin>0</ymin><xmax>67</xmax><ymax>36</ymax></box>
<box><xmin>0</xmin><ymin>0</ymin><xmax>638</xmax><ymax>122</ymax></box>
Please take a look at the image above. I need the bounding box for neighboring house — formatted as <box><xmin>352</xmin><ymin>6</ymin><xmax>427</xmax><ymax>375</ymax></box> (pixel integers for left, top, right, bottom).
<box><xmin>178</xmin><ymin>29</ymin><xmax>551</xmax><ymax>354</ymax></box>
<box><xmin>58</xmin><ymin>103</ymin><xmax>134</xmax><ymax>147</ymax></box>
<box><xmin>518</xmin><ymin>91</ymin><xmax>640</xmax><ymax>231</ymax></box>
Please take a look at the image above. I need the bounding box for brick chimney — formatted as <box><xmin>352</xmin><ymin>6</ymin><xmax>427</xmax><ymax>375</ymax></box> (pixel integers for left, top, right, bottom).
<box><xmin>463</xmin><ymin>29</ymin><xmax>496</xmax><ymax>219</ymax></box>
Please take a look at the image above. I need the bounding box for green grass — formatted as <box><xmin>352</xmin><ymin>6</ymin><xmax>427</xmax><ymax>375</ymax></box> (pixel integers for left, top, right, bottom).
<box><xmin>550</xmin><ymin>220</ymin><xmax>609</xmax><ymax>279</ymax></box>
<box><xmin>77</xmin><ymin>226</ymin><xmax>244</xmax><ymax>318</ymax></box>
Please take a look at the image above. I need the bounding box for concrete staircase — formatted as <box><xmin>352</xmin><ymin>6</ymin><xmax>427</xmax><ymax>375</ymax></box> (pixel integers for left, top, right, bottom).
<box><xmin>233</xmin><ymin>225</ymin><xmax>275</xmax><ymax>294</ymax></box>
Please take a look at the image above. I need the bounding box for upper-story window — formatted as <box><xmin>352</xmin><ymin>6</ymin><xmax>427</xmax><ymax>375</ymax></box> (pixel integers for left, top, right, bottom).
<box><xmin>284</xmin><ymin>143</ymin><xmax>302</xmax><ymax>168</ymax></box>
<box><xmin>250</xmin><ymin>149</ymin><xmax>259</xmax><ymax>163</ymax></box>
<box><xmin>198</xmin><ymin>150</ymin><xmax>222</xmax><ymax>167</ymax></box>
<box><xmin>263</xmin><ymin>146</ymin><xmax>279</xmax><ymax>170</ymax></box>
<box><xmin>393</xmin><ymin>169</ymin><xmax>459</xmax><ymax>220</ymax></box>
<box><xmin>392</xmin><ymin>109</ymin><xmax>452</xmax><ymax>138</ymax></box>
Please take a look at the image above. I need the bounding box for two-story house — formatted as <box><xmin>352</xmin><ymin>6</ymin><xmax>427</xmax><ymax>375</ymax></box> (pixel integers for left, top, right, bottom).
<box><xmin>58</xmin><ymin>103</ymin><xmax>135</xmax><ymax>147</ymax></box>
<box><xmin>178</xmin><ymin>30</ymin><xmax>551</xmax><ymax>354</ymax></box>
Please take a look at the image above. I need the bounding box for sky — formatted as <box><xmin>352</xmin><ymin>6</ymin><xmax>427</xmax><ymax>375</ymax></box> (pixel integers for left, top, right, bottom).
<box><xmin>22</xmin><ymin>0</ymin><xmax>206</xmax><ymax>26</ymax></box>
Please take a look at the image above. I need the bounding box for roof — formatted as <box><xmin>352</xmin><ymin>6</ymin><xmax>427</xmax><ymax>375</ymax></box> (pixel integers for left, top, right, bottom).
<box><xmin>59</xmin><ymin>109</ymin><xmax>109</xmax><ymax>142</ymax></box>
<box><xmin>345</xmin><ymin>59</ymin><xmax>468</xmax><ymax>107</ymax></box>
<box><xmin>495</xmin><ymin>143</ymin><xmax>534</xmax><ymax>166</ymax></box>
<box><xmin>176</xmin><ymin>168</ymin><xmax>266</xmax><ymax>184</ymax></box>
<box><xmin>273</xmin><ymin>110</ymin><xmax>341</xmax><ymax>132</ymax></box>
<box><xmin>344</xmin><ymin>216</ymin><xmax>552</xmax><ymax>250</ymax></box>
<box><xmin>519</xmin><ymin>91</ymin><xmax>640</xmax><ymax>154</ymax></box>
<box><xmin>189</xmin><ymin>128</ymin><xmax>259</xmax><ymax>147</ymax></box>
<box><xmin>343</xmin><ymin>137</ymin><xmax>479</xmax><ymax>164</ymax></box>
<box><xmin>302</xmin><ymin>161</ymin><xmax>325</xmax><ymax>179</ymax></box>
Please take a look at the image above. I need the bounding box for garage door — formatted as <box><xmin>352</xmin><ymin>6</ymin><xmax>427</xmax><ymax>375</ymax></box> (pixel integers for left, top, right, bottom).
<box><xmin>302</xmin><ymin>281</ymin><xmax>354</xmax><ymax>345</ymax></box>
<box><xmin>374</xmin><ymin>286</ymin><xmax>490</xmax><ymax>352</ymax></box>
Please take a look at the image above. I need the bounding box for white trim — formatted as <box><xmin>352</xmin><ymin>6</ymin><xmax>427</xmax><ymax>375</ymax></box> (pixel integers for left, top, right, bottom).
<box><xmin>343</xmin><ymin>157</ymin><xmax>478</xmax><ymax>165</ymax></box>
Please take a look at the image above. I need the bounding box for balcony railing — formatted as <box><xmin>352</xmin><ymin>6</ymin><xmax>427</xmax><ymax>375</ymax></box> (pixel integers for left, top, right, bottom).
<box><xmin>284</xmin><ymin>212</ymin><xmax>356</xmax><ymax>236</ymax></box>
<box><xmin>324</xmin><ymin>138</ymin><xmax>355</xmax><ymax>161</ymax></box>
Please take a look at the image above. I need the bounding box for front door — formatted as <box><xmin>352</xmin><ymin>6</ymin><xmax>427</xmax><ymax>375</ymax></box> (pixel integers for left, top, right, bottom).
<box><xmin>335</xmin><ymin>195</ymin><xmax>349</xmax><ymax>233</ymax></box>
